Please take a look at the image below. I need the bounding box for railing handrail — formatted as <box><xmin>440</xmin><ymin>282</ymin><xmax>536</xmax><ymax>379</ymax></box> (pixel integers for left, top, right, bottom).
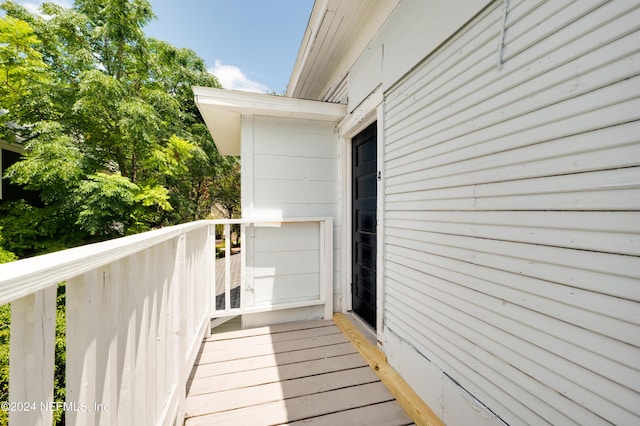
<box><xmin>0</xmin><ymin>220</ymin><xmax>212</xmax><ymax>306</ymax></box>
<box><xmin>0</xmin><ymin>217</ymin><xmax>333</xmax><ymax>306</ymax></box>
<box><xmin>210</xmin><ymin>216</ymin><xmax>332</xmax><ymax>225</ymax></box>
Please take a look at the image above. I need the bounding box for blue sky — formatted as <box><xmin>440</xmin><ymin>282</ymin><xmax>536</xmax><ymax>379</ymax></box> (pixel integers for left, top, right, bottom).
<box><xmin>11</xmin><ymin>0</ymin><xmax>315</xmax><ymax>94</ymax></box>
<box><xmin>146</xmin><ymin>0</ymin><xmax>314</xmax><ymax>94</ymax></box>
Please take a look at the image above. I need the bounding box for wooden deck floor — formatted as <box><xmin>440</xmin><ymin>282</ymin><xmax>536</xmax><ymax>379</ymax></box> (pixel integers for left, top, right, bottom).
<box><xmin>184</xmin><ymin>320</ymin><xmax>414</xmax><ymax>425</ymax></box>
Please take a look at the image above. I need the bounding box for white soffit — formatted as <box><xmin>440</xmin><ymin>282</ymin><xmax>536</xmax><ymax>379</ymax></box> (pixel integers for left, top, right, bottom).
<box><xmin>286</xmin><ymin>0</ymin><xmax>399</xmax><ymax>101</ymax></box>
<box><xmin>193</xmin><ymin>86</ymin><xmax>347</xmax><ymax>155</ymax></box>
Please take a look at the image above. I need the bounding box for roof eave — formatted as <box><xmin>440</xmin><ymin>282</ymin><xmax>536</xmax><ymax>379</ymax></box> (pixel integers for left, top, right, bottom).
<box><xmin>286</xmin><ymin>0</ymin><xmax>331</xmax><ymax>98</ymax></box>
<box><xmin>193</xmin><ymin>86</ymin><xmax>346</xmax><ymax>156</ymax></box>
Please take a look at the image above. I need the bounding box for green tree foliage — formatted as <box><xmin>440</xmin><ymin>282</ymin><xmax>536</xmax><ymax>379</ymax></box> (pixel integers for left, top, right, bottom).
<box><xmin>210</xmin><ymin>156</ymin><xmax>241</xmax><ymax>218</ymax></box>
<box><xmin>0</xmin><ymin>247</ymin><xmax>15</xmax><ymax>426</ymax></box>
<box><xmin>0</xmin><ymin>15</ymin><xmax>48</xmax><ymax>144</ymax></box>
<box><xmin>0</xmin><ymin>0</ymin><xmax>240</xmax><ymax>254</ymax></box>
<box><xmin>0</xmin><ymin>230</ymin><xmax>17</xmax><ymax>264</ymax></box>
<box><xmin>0</xmin><ymin>305</ymin><xmax>8</xmax><ymax>426</ymax></box>
<box><xmin>0</xmin><ymin>3</ymin><xmax>241</xmax><ymax>425</ymax></box>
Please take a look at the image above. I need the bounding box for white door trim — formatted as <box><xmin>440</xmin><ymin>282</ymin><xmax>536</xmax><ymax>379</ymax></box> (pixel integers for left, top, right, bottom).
<box><xmin>338</xmin><ymin>86</ymin><xmax>384</xmax><ymax>342</ymax></box>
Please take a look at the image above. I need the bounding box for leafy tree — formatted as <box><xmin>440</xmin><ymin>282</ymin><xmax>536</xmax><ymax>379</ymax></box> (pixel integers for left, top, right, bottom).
<box><xmin>0</xmin><ymin>237</ymin><xmax>14</xmax><ymax>426</ymax></box>
<box><xmin>0</xmin><ymin>303</ymin><xmax>8</xmax><ymax>426</ymax></box>
<box><xmin>210</xmin><ymin>155</ymin><xmax>241</xmax><ymax>218</ymax></box>
<box><xmin>0</xmin><ymin>14</ymin><xmax>49</xmax><ymax>143</ymax></box>
<box><xmin>0</xmin><ymin>230</ymin><xmax>17</xmax><ymax>263</ymax></box>
<box><xmin>0</xmin><ymin>2</ymin><xmax>241</xmax><ymax>426</ymax></box>
<box><xmin>0</xmin><ymin>0</ymin><xmax>240</xmax><ymax>252</ymax></box>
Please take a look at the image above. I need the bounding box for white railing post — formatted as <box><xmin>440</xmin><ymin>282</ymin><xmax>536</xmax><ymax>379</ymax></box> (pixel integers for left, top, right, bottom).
<box><xmin>9</xmin><ymin>286</ymin><xmax>56</xmax><ymax>426</ymax></box>
<box><xmin>175</xmin><ymin>234</ymin><xmax>187</xmax><ymax>426</ymax></box>
<box><xmin>321</xmin><ymin>218</ymin><xmax>334</xmax><ymax>320</ymax></box>
<box><xmin>210</xmin><ymin>224</ymin><xmax>217</xmax><ymax>318</ymax></box>
<box><xmin>206</xmin><ymin>224</ymin><xmax>216</xmax><ymax>337</ymax></box>
<box><xmin>244</xmin><ymin>222</ymin><xmax>255</xmax><ymax>311</ymax></box>
<box><xmin>224</xmin><ymin>223</ymin><xmax>231</xmax><ymax>311</ymax></box>
<box><xmin>240</xmin><ymin>223</ymin><xmax>247</xmax><ymax>311</ymax></box>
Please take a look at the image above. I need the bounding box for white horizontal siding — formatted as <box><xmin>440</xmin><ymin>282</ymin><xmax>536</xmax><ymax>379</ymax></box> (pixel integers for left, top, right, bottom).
<box><xmin>382</xmin><ymin>0</ymin><xmax>640</xmax><ymax>425</ymax></box>
<box><xmin>385</xmin><ymin>210</ymin><xmax>640</xmax><ymax>256</ymax></box>
<box><xmin>251</xmin><ymin>116</ymin><xmax>340</xmax><ymax>217</ymax></box>
<box><xmin>253</xmin><ymin>224</ymin><xmax>321</xmax><ymax>303</ymax></box>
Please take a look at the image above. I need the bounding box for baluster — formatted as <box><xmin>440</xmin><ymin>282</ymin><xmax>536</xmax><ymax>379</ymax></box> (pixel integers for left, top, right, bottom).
<box><xmin>9</xmin><ymin>286</ymin><xmax>56</xmax><ymax>426</ymax></box>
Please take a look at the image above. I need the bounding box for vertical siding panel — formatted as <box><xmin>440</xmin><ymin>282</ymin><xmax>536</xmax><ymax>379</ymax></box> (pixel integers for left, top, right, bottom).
<box><xmin>382</xmin><ymin>0</ymin><xmax>640</xmax><ymax>424</ymax></box>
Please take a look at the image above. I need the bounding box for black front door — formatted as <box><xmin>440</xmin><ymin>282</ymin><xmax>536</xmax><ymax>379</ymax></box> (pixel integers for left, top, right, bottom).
<box><xmin>352</xmin><ymin>122</ymin><xmax>377</xmax><ymax>329</ymax></box>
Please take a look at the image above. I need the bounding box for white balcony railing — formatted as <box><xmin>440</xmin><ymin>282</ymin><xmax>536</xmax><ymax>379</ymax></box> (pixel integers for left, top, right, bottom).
<box><xmin>212</xmin><ymin>217</ymin><xmax>333</xmax><ymax>321</ymax></box>
<box><xmin>0</xmin><ymin>217</ymin><xmax>333</xmax><ymax>425</ymax></box>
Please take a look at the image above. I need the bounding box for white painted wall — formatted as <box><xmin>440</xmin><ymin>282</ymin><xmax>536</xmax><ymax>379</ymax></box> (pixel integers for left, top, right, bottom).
<box><xmin>240</xmin><ymin>115</ymin><xmax>343</xmax><ymax>326</ymax></box>
<box><xmin>380</xmin><ymin>1</ymin><xmax>640</xmax><ymax>425</ymax></box>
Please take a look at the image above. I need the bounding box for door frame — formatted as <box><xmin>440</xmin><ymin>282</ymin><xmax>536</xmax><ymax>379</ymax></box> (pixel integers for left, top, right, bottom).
<box><xmin>339</xmin><ymin>87</ymin><xmax>385</xmax><ymax>338</ymax></box>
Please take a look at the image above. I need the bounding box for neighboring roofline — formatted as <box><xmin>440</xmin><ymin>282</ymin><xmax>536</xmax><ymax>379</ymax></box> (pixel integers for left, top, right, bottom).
<box><xmin>193</xmin><ymin>86</ymin><xmax>346</xmax><ymax>156</ymax></box>
<box><xmin>0</xmin><ymin>140</ymin><xmax>25</xmax><ymax>154</ymax></box>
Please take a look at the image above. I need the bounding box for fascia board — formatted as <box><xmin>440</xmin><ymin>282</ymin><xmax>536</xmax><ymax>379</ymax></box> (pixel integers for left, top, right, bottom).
<box><xmin>286</xmin><ymin>0</ymin><xmax>331</xmax><ymax>98</ymax></box>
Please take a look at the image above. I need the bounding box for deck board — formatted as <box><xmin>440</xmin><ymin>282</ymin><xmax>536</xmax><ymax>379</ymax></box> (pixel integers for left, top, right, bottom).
<box><xmin>288</xmin><ymin>401</ymin><xmax>415</xmax><ymax>426</ymax></box>
<box><xmin>190</xmin><ymin>342</ymin><xmax>356</xmax><ymax>379</ymax></box>
<box><xmin>205</xmin><ymin>319</ymin><xmax>332</xmax><ymax>341</ymax></box>
<box><xmin>184</xmin><ymin>320</ymin><xmax>414</xmax><ymax>425</ymax></box>
<box><xmin>196</xmin><ymin>333</ymin><xmax>349</xmax><ymax>364</ymax></box>
<box><xmin>200</xmin><ymin>324</ymin><xmax>341</xmax><ymax>351</ymax></box>
<box><xmin>188</xmin><ymin>352</ymin><xmax>366</xmax><ymax>396</ymax></box>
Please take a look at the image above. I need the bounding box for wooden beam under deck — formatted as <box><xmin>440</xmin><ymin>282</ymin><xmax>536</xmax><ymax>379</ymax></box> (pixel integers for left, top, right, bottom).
<box><xmin>333</xmin><ymin>314</ymin><xmax>444</xmax><ymax>426</ymax></box>
<box><xmin>184</xmin><ymin>319</ymin><xmax>414</xmax><ymax>425</ymax></box>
